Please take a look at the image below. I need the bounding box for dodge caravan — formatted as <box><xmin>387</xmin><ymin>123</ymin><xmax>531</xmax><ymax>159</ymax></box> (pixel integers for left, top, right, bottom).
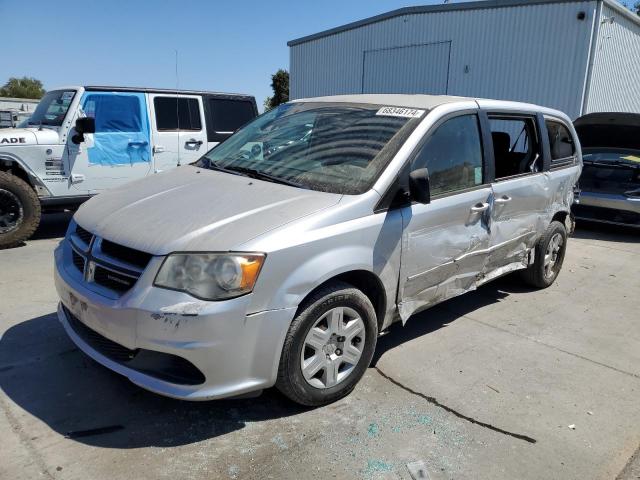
<box><xmin>54</xmin><ymin>95</ymin><xmax>581</xmax><ymax>406</ymax></box>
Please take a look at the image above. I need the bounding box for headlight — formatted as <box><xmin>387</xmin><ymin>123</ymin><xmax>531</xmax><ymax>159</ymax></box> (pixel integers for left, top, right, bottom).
<box><xmin>154</xmin><ymin>253</ymin><xmax>265</xmax><ymax>300</ymax></box>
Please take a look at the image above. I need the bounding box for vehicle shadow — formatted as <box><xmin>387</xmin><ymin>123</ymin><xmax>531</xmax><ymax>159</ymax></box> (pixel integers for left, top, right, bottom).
<box><xmin>372</xmin><ymin>276</ymin><xmax>520</xmax><ymax>365</ymax></box>
<box><xmin>0</xmin><ymin>312</ymin><xmax>308</xmax><ymax>449</ymax></box>
<box><xmin>0</xmin><ymin>276</ymin><xmax>525</xmax><ymax>450</ymax></box>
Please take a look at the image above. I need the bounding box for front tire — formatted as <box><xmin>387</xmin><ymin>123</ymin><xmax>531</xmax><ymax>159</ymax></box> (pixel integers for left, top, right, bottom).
<box><xmin>521</xmin><ymin>220</ymin><xmax>567</xmax><ymax>288</ymax></box>
<box><xmin>0</xmin><ymin>172</ymin><xmax>41</xmax><ymax>249</ymax></box>
<box><xmin>276</xmin><ymin>281</ymin><xmax>378</xmax><ymax>406</ymax></box>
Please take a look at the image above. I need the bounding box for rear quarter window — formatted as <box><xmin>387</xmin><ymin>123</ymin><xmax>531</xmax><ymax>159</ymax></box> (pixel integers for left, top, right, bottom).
<box><xmin>546</xmin><ymin>120</ymin><xmax>576</xmax><ymax>165</ymax></box>
<box><xmin>206</xmin><ymin>98</ymin><xmax>256</xmax><ymax>142</ymax></box>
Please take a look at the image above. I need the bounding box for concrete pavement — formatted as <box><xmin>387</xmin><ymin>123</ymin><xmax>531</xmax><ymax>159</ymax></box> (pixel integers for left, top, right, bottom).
<box><xmin>0</xmin><ymin>213</ymin><xmax>638</xmax><ymax>480</ymax></box>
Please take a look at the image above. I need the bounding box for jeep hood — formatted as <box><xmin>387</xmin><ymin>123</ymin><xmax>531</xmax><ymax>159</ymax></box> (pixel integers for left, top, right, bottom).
<box><xmin>74</xmin><ymin>166</ymin><xmax>341</xmax><ymax>255</ymax></box>
<box><xmin>0</xmin><ymin>127</ymin><xmax>59</xmax><ymax>146</ymax></box>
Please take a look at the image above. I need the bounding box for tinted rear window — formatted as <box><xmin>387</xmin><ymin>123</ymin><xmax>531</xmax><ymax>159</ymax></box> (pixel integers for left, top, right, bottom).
<box><xmin>210</xmin><ymin>99</ymin><xmax>256</xmax><ymax>132</ymax></box>
<box><xmin>154</xmin><ymin>97</ymin><xmax>202</xmax><ymax>131</ymax></box>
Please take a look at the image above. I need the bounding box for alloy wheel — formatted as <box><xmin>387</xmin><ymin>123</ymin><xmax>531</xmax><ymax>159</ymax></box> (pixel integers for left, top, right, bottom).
<box><xmin>543</xmin><ymin>232</ymin><xmax>564</xmax><ymax>279</ymax></box>
<box><xmin>300</xmin><ymin>306</ymin><xmax>366</xmax><ymax>389</ymax></box>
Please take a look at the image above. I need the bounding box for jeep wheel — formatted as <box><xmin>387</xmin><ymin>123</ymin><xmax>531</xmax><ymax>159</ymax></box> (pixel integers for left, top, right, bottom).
<box><xmin>276</xmin><ymin>281</ymin><xmax>378</xmax><ymax>406</ymax></box>
<box><xmin>0</xmin><ymin>172</ymin><xmax>41</xmax><ymax>249</ymax></box>
<box><xmin>521</xmin><ymin>220</ymin><xmax>567</xmax><ymax>288</ymax></box>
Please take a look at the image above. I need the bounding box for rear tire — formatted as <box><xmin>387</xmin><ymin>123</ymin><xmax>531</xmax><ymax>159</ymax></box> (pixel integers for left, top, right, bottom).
<box><xmin>521</xmin><ymin>220</ymin><xmax>567</xmax><ymax>288</ymax></box>
<box><xmin>0</xmin><ymin>172</ymin><xmax>41</xmax><ymax>249</ymax></box>
<box><xmin>276</xmin><ymin>281</ymin><xmax>378</xmax><ymax>406</ymax></box>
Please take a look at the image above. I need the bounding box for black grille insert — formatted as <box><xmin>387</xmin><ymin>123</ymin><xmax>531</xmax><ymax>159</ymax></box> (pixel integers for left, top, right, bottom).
<box><xmin>101</xmin><ymin>239</ymin><xmax>152</xmax><ymax>268</ymax></box>
<box><xmin>65</xmin><ymin>306</ymin><xmax>138</xmax><ymax>362</ymax></box>
<box><xmin>75</xmin><ymin>225</ymin><xmax>93</xmax><ymax>245</ymax></box>
<box><xmin>64</xmin><ymin>307</ymin><xmax>205</xmax><ymax>385</ymax></box>
<box><xmin>94</xmin><ymin>266</ymin><xmax>137</xmax><ymax>292</ymax></box>
<box><xmin>71</xmin><ymin>249</ymin><xmax>85</xmax><ymax>273</ymax></box>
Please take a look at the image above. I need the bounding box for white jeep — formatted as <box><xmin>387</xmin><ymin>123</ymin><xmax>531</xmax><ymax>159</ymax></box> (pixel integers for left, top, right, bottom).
<box><xmin>0</xmin><ymin>86</ymin><xmax>257</xmax><ymax>248</ymax></box>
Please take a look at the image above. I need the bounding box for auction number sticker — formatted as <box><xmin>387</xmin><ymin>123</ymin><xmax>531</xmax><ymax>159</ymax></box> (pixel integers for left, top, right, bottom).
<box><xmin>376</xmin><ymin>107</ymin><xmax>425</xmax><ymax>118</ymax></box>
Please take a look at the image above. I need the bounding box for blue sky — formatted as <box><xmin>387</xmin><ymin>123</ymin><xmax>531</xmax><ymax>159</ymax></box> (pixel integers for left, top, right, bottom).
<box><xmin>0</xmin><ymin>0</ymin><xmax>451</xmax><ymax>109</ymax></box>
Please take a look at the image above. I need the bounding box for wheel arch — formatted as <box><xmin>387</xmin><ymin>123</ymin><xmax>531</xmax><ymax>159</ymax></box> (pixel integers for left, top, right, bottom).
<box><xmin>294</xmin><ymin>269</ymin><xmax>388</xmax><ymax>332</ymax></box>
<box><xmin>0</xmin><ymin>158</ymin><xmax>34</xmax><ymax>187</ymax></box>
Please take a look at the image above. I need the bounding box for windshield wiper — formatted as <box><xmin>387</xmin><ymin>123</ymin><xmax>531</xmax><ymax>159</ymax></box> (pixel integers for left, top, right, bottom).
<box><xmin>222</xmin><ymin>165</ymin><xmax>304</xmax><ymax>188</ymax></box>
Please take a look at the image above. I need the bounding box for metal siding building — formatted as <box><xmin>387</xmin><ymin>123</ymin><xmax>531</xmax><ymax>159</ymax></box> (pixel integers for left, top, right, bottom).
<box><xmin>288</xmin><ymin>0</ymin><xmax>640</xmax><ymax>119</ymax></box>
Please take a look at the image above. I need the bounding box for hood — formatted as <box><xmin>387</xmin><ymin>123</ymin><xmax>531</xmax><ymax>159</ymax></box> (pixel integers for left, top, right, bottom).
<box><xmin>574</xmin><ymin>113</ymin><xmax>640</xmax><ymax>151</ymax></box>
<box><xmin>0</xmin><ymin>127</ymin><xmax>59</xmax><ymax>146</ymax></box>
<box><xmin>74</xmin><ymin>166</ymin><xmax>342</xmax><ymax>255</ymax></box>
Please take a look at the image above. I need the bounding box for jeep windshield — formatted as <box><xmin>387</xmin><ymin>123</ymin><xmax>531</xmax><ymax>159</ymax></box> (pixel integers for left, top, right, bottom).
<box><xmin>28</xmin><ymin>90</ymin><xmax>76</xmax><ymax>127</ymax></box>
<box><xmin>196</xmin><ymin>102</ymin><xmax>424</xmax><ymax>194</ymax></box>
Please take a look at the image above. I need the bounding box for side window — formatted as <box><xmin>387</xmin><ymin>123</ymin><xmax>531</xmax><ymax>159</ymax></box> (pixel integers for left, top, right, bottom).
<box><xmin>210</xmin><ymin>98</ymin><xmax>256</xmax><ymax>133</ymax></box>
<box><xmin>546</xmin><ymin>120</ymin><xmax>575</xmax><ymax>162</ymax></box>
<box><xmin>489</xmin><ymin>116</ymin><xmax>542</xmax><ymax>178</ymax></box>
<box><xmin>83</xmin><ymin>94</ymin><xmax>142</xmax><ymax>133</ymax></box>
<box><xmin>154</xmin><ymin>97</ymin><xmax>202</xmax><ymax>131</ymax></box>
<box><xmin>413</xmin><ymin>114</ymin><xmax>484</xmax><ymax>196</ymax></box>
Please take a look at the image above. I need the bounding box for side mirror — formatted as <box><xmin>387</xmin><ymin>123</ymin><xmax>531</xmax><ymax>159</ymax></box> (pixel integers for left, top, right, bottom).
<box><xmin>409</xmin><ymin>168</ymin><xmax>431</xmax><ymax>204</ymax></box>
<box><xmin>72</xmin><ymin>117</ymin><xmax>96</xmax><ymax>144</ymax></box>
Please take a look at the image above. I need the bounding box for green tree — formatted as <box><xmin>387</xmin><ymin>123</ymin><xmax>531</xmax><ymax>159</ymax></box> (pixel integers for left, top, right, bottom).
<box><xmin>0</xmin><ymin>77</ymin><xmax>46</xmax><ymax>99</ymax></box>
<box><xmin>264</xmin><ymin>69</ymin><xmax>289</xmax><ymax>111</ymax></box>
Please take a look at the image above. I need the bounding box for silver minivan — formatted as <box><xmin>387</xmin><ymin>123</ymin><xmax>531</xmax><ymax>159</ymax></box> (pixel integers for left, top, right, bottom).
<box><xmin>54</xmin><ymin>94</ymin><xmax>581</xmax><ymax>406</ymax></box>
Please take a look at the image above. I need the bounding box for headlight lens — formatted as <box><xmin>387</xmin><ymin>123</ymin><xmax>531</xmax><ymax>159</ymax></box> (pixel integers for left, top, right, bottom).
<box><xmin>154</xmin><ymin>253</ymin><xmax>265</xmax><ymax>300</ymax></box>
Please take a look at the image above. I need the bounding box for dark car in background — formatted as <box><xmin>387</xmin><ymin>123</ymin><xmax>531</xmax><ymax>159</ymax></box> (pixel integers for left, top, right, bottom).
<box><xmin>573</xmin><ymin>113</ymin><xmax>640</xmax><ymax>228</ymax></box>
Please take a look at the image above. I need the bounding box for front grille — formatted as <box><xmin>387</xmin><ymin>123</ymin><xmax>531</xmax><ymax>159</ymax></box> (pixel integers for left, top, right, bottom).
<box><xmin>100</xmin><ymin>239</ymin><xmax>152</xmax><ymax>269</ymax></box>
<box><xmin>71</xmin><ymin>249</ymin><xmax>85</xmax><ymax>273</ymax></box>
<box><xmin>64</xmin><ymin>306</ymin><xmax>205</xmax><ymax>385</ymax></box>
<box><xmin>94</xmin><ymin>266</ymin><xmax>137</xmax><ymax>292</ymax></box>
<box><xmin>68</xmin><ymin>226</ymin><xmax>153</xmax><ymax>295</ymax></box>
<box><xmin>75</xmin><ymin>224</ymin><xmax>93</xmax><ymax>245</ymax></box>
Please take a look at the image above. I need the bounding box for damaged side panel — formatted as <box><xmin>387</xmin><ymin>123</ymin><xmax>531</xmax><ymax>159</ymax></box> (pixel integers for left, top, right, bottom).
<box><xmin>398</xmin><ymin>187</ymin><xmax>492</xmax><ymax>322</ymax></box>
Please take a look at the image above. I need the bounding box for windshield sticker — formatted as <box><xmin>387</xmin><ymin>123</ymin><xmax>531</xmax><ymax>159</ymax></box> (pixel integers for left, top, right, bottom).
<box><xmin>376</xmin><ymin>107</ymin><xmax>425</xmax><ymax>119</ymax></box>
<box><xmin>61</xmin><ymin>91</ymin><xmax>75</xmax><ymax>101</ymax></box>
<box><xmin>622</xmin><ymin>155</ymin><xmax>640</xmax><ymax>163</ymax></box>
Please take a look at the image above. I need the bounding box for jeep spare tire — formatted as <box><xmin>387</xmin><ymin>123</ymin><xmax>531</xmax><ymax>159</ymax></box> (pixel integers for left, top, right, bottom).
<box><xmin>0</xmin><ymin>172</ymin><xmax>41</xmax><ymax>249</ymax></box>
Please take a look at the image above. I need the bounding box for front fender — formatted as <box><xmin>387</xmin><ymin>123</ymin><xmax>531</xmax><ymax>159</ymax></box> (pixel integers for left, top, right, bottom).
<box><xmin>0</xmin><ymin>149</ymin><xmax>51</xmax><ymax>196</ymax></box>
<box><xmin>245</xmin><ymin>208</ymin><xmax>404</xmax><ymax>326</ymax></box>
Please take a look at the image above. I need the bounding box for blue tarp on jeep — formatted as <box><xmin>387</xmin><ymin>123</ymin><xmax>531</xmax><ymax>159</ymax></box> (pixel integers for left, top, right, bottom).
<box><xmin>81</xmin><ymin>91</ymin><xmax>151</xmax><ymax>165</ymax></box>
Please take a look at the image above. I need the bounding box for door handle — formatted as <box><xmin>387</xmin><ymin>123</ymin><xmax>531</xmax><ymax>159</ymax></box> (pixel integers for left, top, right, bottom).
<box><xmin>470</xmin><ymin>202</ymin><xmax>490</xmax><ymax>213</ymax></box>
<box><xmin>153</xmin><ymin>145</ymin><xmax>165</xmax><ymax>154</ymax></box>
<box><xmin>494</xmin><ymin>195</ymin><xmax>512</xmax><ymax>204</ymax></box>
<box><xmin>185</xmin><ymin>139</ymin><xmax>203</xmax><ymax>146</ymax></box>
<box><xmin>128</xmin><ymin>141</ymin><xmax>148</xmax><ymax>147</ymax></box>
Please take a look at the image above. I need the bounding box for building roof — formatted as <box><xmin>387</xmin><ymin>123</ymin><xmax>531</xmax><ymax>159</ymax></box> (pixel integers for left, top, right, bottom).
<box><xmin>0</xmin><ymin>97</ymin><xmax>40</xmax><ymax>103</ymax></box>
<box><xmin>288</xmin><ymin>0</ymin><xmax>639</xmax><ymax>47</ymax></box>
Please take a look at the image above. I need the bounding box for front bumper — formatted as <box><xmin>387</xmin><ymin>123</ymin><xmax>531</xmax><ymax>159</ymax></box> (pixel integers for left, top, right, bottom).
<box><xmin>54</xmin><ymin>242</ymin><xmax>297</xmax><ymax>400</ymax></box>
<box><xmin>573</xmin><ymin>191</ymin><xmax>640</xmax><ymax>228</ymax></box>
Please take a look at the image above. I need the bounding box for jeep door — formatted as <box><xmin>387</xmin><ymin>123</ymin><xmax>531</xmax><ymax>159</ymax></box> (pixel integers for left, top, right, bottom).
<box><xmin>398</xmin><ymin>111</ymin><xmax>492</xmax><ymax>320</ymax></box>
<box><xmin>482</xmin><ymin>111</ymin><xmax>550</xmax><ymax>276</ymax></box>
<box><xmin>66</xmin><ymin>91</ymin><xmax>152</xmax><ymax>193</ymax></box>
<box><xmin>149</xmin><ymin>94</ymin><xmax>207</xmax><ymax>172</ymax></box>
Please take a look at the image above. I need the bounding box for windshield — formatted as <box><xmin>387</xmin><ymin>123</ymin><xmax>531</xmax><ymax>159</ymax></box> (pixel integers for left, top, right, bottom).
<box><xmin>583</xmin><ymin>150</ymin><xmax>640</xmax><ymax>166</ymax></box>
<box><xmin>28</xmin><ymin>90</ymin><xmax>76</xmax><ymax>127</ymax></box>
<box><xmin>196</xmin><ymin>102</ymin><xmax>424</xmax><ymax>194</ymax></box>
